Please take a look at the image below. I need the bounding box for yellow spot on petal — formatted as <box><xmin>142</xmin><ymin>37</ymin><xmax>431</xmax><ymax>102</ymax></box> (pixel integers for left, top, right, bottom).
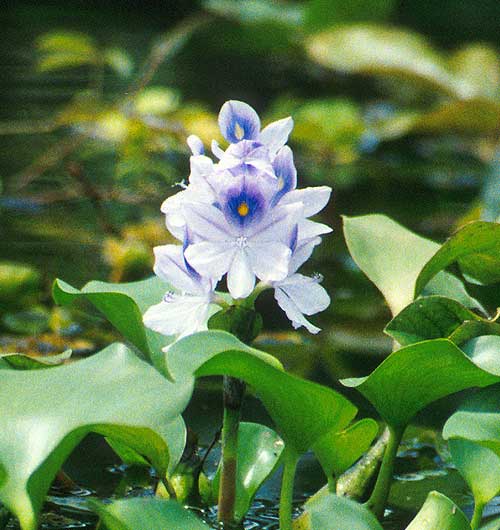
<box><xmin>277</xmin><ymin>176</ymin><xmax>284</xmax><ymax>190</ymax></box>
<box><xmin>234</xmin><ymin>122</ymin><xmax>245</xmax><ymax>140</ymax></box>
<box><xmin>237</xmin><ymin>202</ymin><xmax>250</xmax><ymax>217</ymax></box>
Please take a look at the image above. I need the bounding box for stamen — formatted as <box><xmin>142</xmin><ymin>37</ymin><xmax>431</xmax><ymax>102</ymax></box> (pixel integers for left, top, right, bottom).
<box><xmin>237</xmin><ymin>201</ymin><xmax>250</xmax><ymax>217</ymax></box>
<box><xmin>312</xmin><ymin>272</ymin><xmax>324</xmax><ymax>283</ymax></box>
<box><xmin>235</xmin><ymin>236</ymin><xmax>248</xmax><ymax>248</ymax></box>
<box><xmin>163</xmin><ymin>291</ymin><xmax>176</xmax><ymax>302</ymax></box>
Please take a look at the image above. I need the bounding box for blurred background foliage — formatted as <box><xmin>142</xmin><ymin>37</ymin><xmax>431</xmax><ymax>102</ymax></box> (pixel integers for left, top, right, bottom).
<box><xmin>1</xmin><ymin>0</ymin><xmax>499</xmax><ymax>375</ymax></box>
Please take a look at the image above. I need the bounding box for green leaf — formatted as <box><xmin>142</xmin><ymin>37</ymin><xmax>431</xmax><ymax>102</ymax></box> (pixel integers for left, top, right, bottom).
<box><xmin>449</xmin><ymin>320</ymin><xmax>500</xmax><ymax>346</ymax></box>
<box><xmin>89</xmin><ymin>497</ymin><xmax>209</xmax><ymax>530</ymax></box>
<box><xmin>312</xmin><ymin>418</ymin><xmax>379</xmax><ymax>479</ymax></box>
<box><xmin>304</xmin><ymin>0</ymin><xmax>395</xmax><ymax>33</ymax></box>
<box><xmin>449</xmin><ymin>438</ymin><xmax>500</xmax><ymax>507</ymax></box>
<box><xmin>37</xmin><ymin>52</ymin><xmax>96</xmax><ymax>73</ymax></box>
<box><xmin>443</xmin><ymin>385</ymin><xmax>500</xmax><ymax>458</ymax></box>
<box><xmin>405</xmin><ymin>491</ymin><xmax>471</xmax><ymax>530</ymax></box>
<box><xmin>294</xmin><ymin>493</ymin><xmax>383</xmax><ymax>530</ymax></box>
<box><xmin>104</xmin><ymin>48</ymin><xmax>134</xmax><ymax>77</ymax></box>
<box><xmin>462</xmin><ymin>336</ymin><xmax>500</xmax><ymax>376</ymax></box>
<box><xmin>167</xmin><ymin>330</ymin><xmax>357</xmax><ymax>452</ymax></box>
<box><xmin>342</xmin><ymin>339</ymin><xmax>499</xmax><ymax>429</ymax></box>
<box><xmin>53</xmin><ymin>277</ymin><xmax>169</xmax><ymax>372</ymax></box>
<box><xmin>342</xmin><ymin>215</ymin><xmax>481</xmax><ymax>316</ymax></box>
<box><xmin>36</xmin><ymin>31</ymin><xmax>96</xmax><ymax>55</ymax></box>
<box><xmin>0</xmin><ymin>343</ymin><xmax>190</xmax><ymax>530</ymax></box>
<box><xmin>384</xmin><ymin>295</ymin><xmax>485</xmax><ymax>346</ymax></box>
<box><xmin>211</xmin><ymin>422</ymin><xmax>284</xmax><ymax>521</ymax></box>
<box><xmin>0</xmin><ymin>350</ymin><xmax>71</xmax><ymax>370</ymax></box>
<box><xmin>0</xmin><ymin>262</ymin><xmax>40</xmax><ymax>308</ymax></box>
<box><xmin>306</xmin><ymin>25</ymin><xmax>463</xmax><ymax>97</ymax></box>
<box><xmin>415</xmin><ymin>222</ymin><xmax>500</xmax><ymax>295</ymax></box>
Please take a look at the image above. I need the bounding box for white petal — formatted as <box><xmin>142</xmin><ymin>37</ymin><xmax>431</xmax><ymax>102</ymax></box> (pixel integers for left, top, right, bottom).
<box><xmin>247</xmin><ymin>202</ymin><xmax>303</xmax><ymax>244</ymax></box>
<box><xmin>227</xmin><ymin>250</ymin><xmax>255</xmax><ymax>299</ymax></box>
<box><xmin>280</xmin><ymin>186</ymin><xmax>332</xmax><ymax>217</ymax></box>
<box><xmin>212</xmin><ymin>139</ymin><xmax>225</xmax><ymax>159</ymax></box>
<box><xmin>297</xmin><ymin>218</ymin><xmax>332</xmax><ymax>240</ymax></box>
<box><xmin>259</xmin><ymin>117</ymin><xmax>294</xmax><ymax>156</ymax></box>
<box><xmin>187</xmin><ymin>134</ymin><xmax>204</xmax><ymax>155</ymax></box>
<box><xmin>274</xmin><ymin>288</ymin><xmax>321</xmax><ymax>334</ymax></box>
<box><xmin>182</xmin><ymin>202</ymin><xmax>238</xmax><ymax>240</ymax></box>
<box><xmin>185</xmin><ymin>241</ymin><xmax>236</xmax><ymax>280</ymax></box>
<box><xmin>275</xmin><ymin>274</ymin><xmax>330</xmax><ymax>315</ymax></box>
<box><xmin>143</xmin><ymin>295</ymin><xmax>213</xmax><ymax>338</ymax></box>
<box><xmin>289</xmin><ymin>237</ymin><xmax>321</xmax><ymax>273</ymax></box>
<box><xmin>248</xmin><ymin>241</ymin><xmax>291</xmax><ymax>282</ymax></box>
<box><xmin>153</xmin><ymin>245</ymin><xmax>203</xmax><ymax>294</ymax></box>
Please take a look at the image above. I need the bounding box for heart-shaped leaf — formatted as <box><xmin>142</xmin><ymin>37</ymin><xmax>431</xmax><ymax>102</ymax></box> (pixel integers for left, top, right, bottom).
<box><xmin>405</xmin><ymin>491</ymin><xmax>471</xmax><ymax>530</ymax></box>
<box><xmin>53</xmin><ymin>277</ymin><xmax>169</xmax><ymax>372</ymax></box>
<box><xmin>415</xmin><ymin>222</ymin><xmax>500</xmax><ymax>295</ymax></box>
<box><xmin>211</xmin><ymin>422</ymin><xmax>284</xmax><ymax>521</ymax></box>
<box><xmin>312</xmin><ymin>418</ymin><xmax>379</xmax><ymax>479</ymax></box>
<box><xmin>167</xmin><ymin>330</ymin><xmax>358</xmax><ymax>453</ymax></box>
<box><xmin>443</xmin><ymin>385</ymin><xmax>500</xmax><ymax>458</ymax></box>
<box><xmin>385</xmin><ymin>295</ymin><xmax>488</xmax><ymax>347</ymax></box>
<box><xmin>306</xmin><ymin>25</ymin><xmax>462</xmax><ymax>97</ymax></box>
<box><xmin>342</xmin><ymin>339</ymin><xmax>499</xmax><ymax>429</ymax></box>
<box><xmin>293</xmin><ymin>492</ymin><xmax>383</xmax><ymax>530</ymax></box>
<box><xmin>89</xmin><ymin>497</ymin><xmax>210</xmax><ymax>529</ymax></box>
<box><xmin>343</xmin><ymin>215</ymin><xmax>482</xmax><ymax>316</ymax></box>
<box><xmin>462</xmin><ymin>337</ymin><xmax>500</xmax><ymax>376</ymax></box>
<box><xmin>448</xmin><ymin>438</ymin><xmax>500</xmax><ymax>508</ymax></box>
<box><xmin>0</xmin><ymin>343</ymin><xmax>191</xmax><ymax>530</ymax></box>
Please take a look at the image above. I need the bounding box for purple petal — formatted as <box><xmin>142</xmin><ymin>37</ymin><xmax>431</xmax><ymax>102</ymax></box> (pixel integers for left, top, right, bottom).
<box><xmin>259</xmin><ymin>117</ymin><xmax>293</xmax><ymax>155</ymax></box>
<box><xmin>153</xmin><ymin>245</ymin><xmax>202</xmax><ymax>294</ymax></box>
<box><xmin>222</xmin><ymin>182</ymin><xmax>267</xmax><ymax>229</ymax></box>
<box><xmin>272</xmin><ymin>146</ymin><xmax>297</xmax><ymax>205</ymax></box>
<box><xmin>218</xmin><ymin>100</ymin><xmax>261</xmax><ymax>144</ymax></box>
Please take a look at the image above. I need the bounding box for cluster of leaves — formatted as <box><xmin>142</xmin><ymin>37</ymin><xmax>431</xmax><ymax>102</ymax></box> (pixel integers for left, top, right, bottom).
<box><xmin>0</xmin><ymin>213</ymin><xmax>499</xmax><ymax>529</ymax></box>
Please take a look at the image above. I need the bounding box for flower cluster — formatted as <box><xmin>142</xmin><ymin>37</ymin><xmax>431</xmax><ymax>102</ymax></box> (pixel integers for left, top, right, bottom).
<box><xmin>143</xmin><ymin>100</ymin><xmax>332</xmax><ymax>341</ymax></box>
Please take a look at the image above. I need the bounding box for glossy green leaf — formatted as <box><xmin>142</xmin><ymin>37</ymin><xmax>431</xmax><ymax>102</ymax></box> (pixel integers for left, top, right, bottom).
<box><xmin>312</xmin><ymin>418</ymin><xmax>379</xmax><ymax>479</ymax></box>
<box><xmin>449</xmin><ymin>438</ymin><xmax>500</xmax><ymax>507</ymax></box>
<box><xmin>211</xmin><ymin>422</ymin><xmax>284</xmax><ymax>521</ymax></box>
<box><xmin>0</xmin><ymin>350</ymin><xmax>71</xmax><ymax>370</ymax></box>
<box><xmin>294</xmin><ymin>492</ymin><xmax>383</xmax><ymax>530</ymax></box>
<box><xmin>415</xmin><ymin>222</ymin><xmax>500</xmax><ymax>295</ymax></box>
<box><xmin>167</xmin><ymin>330</ymin><xmax>357</xmax><ymax>452</ymax></box>
<box><xmin>385</xmin><ymin>295</ymin><xmax>485</xmax><ymax>346</ymax></box>
<box><xmin>304</xmin><ymin>0</ymin><xmax>395</xmax><ymax>32</ymax></box>
<box><xmin>462</xmin><ymin>336</ymin><xmax>500</xmax><ymax>376</ymax></box>
<box><xmin>405</xmin><ymin>491</ymin><xmax>471</xmax><ymax>530</ymax></box>
<box><xmin>0</xmin><ymin>343</ymin><xmax>190</xmax><ymax>530</ymax></box>
<box><xmin>342</xmin><ymin>339</ymin><xmax>499</xmax><ymax>429</ymax></box>
<box><xmin>89</xmin><ymin>497</ymin><xmax>209</xmax><ymax>530</ymax></box>
<box><xmin>53</xmin><ymin>277</ymin><xmax>169</xmax><ymax>372</ymax></box>
<box><xmin>343</xmin><ymin>215</ymin><xmax>482</xmax><ymax>316</ymax></box>
<box><xmin>443</xmin><ymin>385</ymin><xmax>500</xmax><ymax>457</ymax></box>
<box><xmin>306</xmin><ymin>25</ymin><xmax>463</xmax><ymax>97</ymax></box>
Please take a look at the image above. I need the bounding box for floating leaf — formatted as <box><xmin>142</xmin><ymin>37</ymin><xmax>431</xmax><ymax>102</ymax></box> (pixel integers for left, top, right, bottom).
<box><xmin>53</xmin><ymin>277</ymin><xmax>169</xmax><ymax>372</ymax></box>
<box><xmin>211</xmin><ymin>422</ymin><xmax>284</xmax><ymax>521</ymax></box>
<box><xmin>294</xmin><ymin>492</ymin><xmax>383</xmax><ymax>530</ymax></box>
<box><xmin>385</xmin><ymin>295</ymin><xmax>484</xmax><ymax>346</ymax></box>
<box><xmin>343</xmin><ymin>215</ymin><xmax>482</xmax><ymax>316</ymax></box>
<box><xmin>405</xmin><ymin>491</ymin><xmax>471</xmax><ymax>530</ymax></box>
<box><xmin>167</xmin><ymin>330</ymin><xmax>357</xmax><ymax>453</ymax></box>
<box><xmin>342</xmin><ymin>339</ymin><xmax>499</xmax><ymax>429</ymax></box>
<box><xmin>312</xmin><ymin>418</ymin><xmax>379</xmax><ymax>479</ymax></box>
<box><xmin>0</xmin><ymin>343</ymin><xmax>190</xmax><ymax>530</ymax></box>
<box><xmin>89</xmin><ymin>497</ymin><xmax>209</xmax><ymax>530</ymax></box>
<box><xmin>306</xmin><ymin>25</ymin><xmax>463</xmax><ymax>97</ymax></box>
<box><xmin>415</xmin><ymin>222</ymin><xmax>500</xmax><ymax>294</ymax></box>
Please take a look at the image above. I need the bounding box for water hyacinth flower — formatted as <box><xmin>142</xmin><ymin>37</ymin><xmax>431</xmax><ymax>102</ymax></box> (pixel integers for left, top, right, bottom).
<box><xmin>144</xmin><ymin>100</ymin><xmax>332</xmax><ymax>338</ymax></box>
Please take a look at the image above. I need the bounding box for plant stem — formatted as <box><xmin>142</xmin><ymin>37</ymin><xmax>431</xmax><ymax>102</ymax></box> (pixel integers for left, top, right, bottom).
<box><xmin>279</xmin><ymin>446</ymin><xmax>299</xmax><ymax>530</ymax></box>
<box><xmin>470</xmin><ymin>501</ymin><xmax>485</xmax><ymax>530</ymax></box>
<box><xmin>365</xmin><ymin>425</ymin><xmax>404</xmax><ymax>519</ymax></box>
<box><xmin>217</xmin><ymin>375</ymin><xmax>245</xmax><ymax>525</ymax></box>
